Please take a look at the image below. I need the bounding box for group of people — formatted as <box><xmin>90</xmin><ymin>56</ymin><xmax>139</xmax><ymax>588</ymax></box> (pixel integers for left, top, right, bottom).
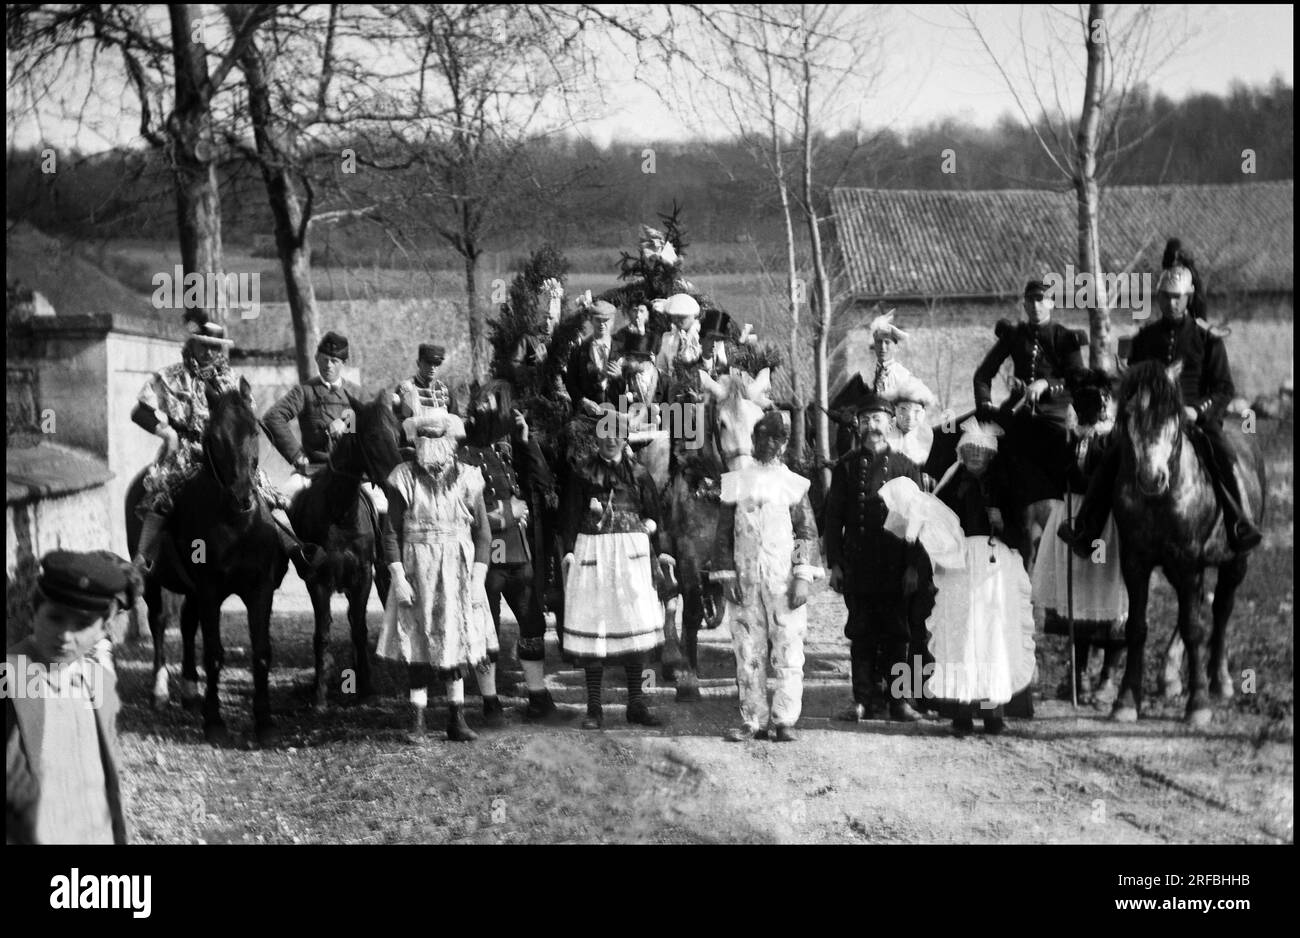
<box><xmin>7</xmin><ymin>235</ymin><xmax>1261</xmax><ymax>841</ymax></box>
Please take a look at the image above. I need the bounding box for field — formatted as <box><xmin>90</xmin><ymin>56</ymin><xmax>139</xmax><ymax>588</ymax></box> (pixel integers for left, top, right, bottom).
<box><xmin>111</xmin><ymin>420</ymin><xmax>1294</xmax><ymax>844</ymax></box>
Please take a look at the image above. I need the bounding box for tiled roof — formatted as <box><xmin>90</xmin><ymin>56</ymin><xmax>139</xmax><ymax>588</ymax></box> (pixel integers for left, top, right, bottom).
<box><xmin>831</xmin><ymin>181</ymin><xmax>1294</xmax><ymax>299</ymax></box>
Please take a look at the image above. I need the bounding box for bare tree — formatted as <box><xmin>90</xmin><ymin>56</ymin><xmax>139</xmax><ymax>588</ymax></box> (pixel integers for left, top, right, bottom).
<box><xmin>958</xmin><ymin>4</ymin><xmax>1192</xmax><ymax>371</ymax></box>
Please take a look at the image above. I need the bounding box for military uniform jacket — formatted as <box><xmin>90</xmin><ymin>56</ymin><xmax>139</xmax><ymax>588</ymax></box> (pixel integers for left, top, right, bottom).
<box><xmin>458</xmin><ymin>435</ymin><xmax>551</xmax><ymax>565</ymax></box>
<box><xmin>1129</xmin><ymin>315</ymin><xmax>1234</xmax><ymax>425</ymax></box>
<box><xmin>263</xmin><ymin>376</ymin><xmax>363</xmax><ymax>466</ymax></box>
<box><xmin>974</xmin><ymin>320</ymin><xmax>1085</xmax><ymax>427</ymax></box>
<box><xmin>823</xmin><ymin>444</ymin><xmax>922</xmax><ymax>593</ymax></box>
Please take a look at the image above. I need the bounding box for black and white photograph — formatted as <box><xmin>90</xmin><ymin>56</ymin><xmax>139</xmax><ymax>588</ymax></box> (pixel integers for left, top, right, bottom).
<box><xmin>4</xmin><ymin>0</ymin><xmax>1292</xmax><ymax>876</ymax></box>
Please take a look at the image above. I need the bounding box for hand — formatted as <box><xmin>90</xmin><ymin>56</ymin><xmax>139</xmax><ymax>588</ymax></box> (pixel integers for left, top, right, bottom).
<box><xmin>513</xmin><ymin>409</ymin><xmax>529</xmax><ymax>442</ymax></box>
<box><xmin>388</xmin><ymin>562</ymin><xmax>415</xmax><ymax>607</ymax></box>
<box><xmin>1026</xmin><ymin>379</ymin><xmax>1049</xmax><ymax>403</ymax></box>
<box><xmin>561</xmin><ymin>552</ymin><xmax>575</xmax><ymax>583</ymax></box>
<box><xmin>327</xmin><ymin>416</ymin><xmax>349</xmax><ymax>439</ymax></box>
<box><xmin>294</xmin><ymin>454</ymin><xmax>310</xmax><ymax>473</ymax></box>
<box><xmin>1183</xmin><ymin>405</ymin><xmax>1199</xmax><ymax>423</ymax></box>
<box><xmin>722</xmin><ymin>577</ymin><xmax>743</xmax><ymax>605</ymax></box>
<box><xmin>986</xmin><ymin>507</ymin><xmax>1004</xmax><ymax>536</ymax></box>
<box><xmin>902</xmin><ymin>567</ymin><xmax>919</xmax><ymax>596</ymax></box>
<box><xmin>582</xmin><ymin>399</ymin><xmax>604</xmax><ymax>418</ymax></box>
<box><xmin>604</xmin><ymin>358</ymin><xmax>623</xmax><ymax>380</ymax></box>
<box><xmin>828</xmin><ymin>565</ymin><xmax>844</xmax><ymax>594</ymax></box>
<box><xmin>159</xmin><ymin>426</ymin><xmax>181</xmax><ymax>455</ymax></box>
<box><xmin>789</xmin><ymin>578</ymin><xmax>810</xmax><ymax>609</ymax></box>
<box><xmin>471</xmin><ymin>561</ymin><xmax>488</xmax><ymax>596</ymax></box>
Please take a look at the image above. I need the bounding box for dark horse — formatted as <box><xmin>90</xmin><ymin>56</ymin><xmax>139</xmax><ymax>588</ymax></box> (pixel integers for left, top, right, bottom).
<box><xmin>288</xmin><ymin>391</ymin><xmax>402</xmax><ymax>708</ymax></box>
<box><xmin>1111</xmin><ymin>360</ymin><xmax>1265</xmax><ymax>725</ymax></box>
<box><xmin>125</xmin><ymin>379</ymin><xmax>290</xmax><ymax>746</ymax></box>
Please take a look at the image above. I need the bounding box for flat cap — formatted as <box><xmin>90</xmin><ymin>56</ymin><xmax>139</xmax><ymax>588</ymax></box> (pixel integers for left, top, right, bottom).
<box><xmin>37</xmin><ymin>550</ymin><xmax>132</xmax><ymax>617</ymax></box>
<box><xmin>317</xmin><ymin>331</ymin><xmax>350</xmax><ymax>360</ymax></box>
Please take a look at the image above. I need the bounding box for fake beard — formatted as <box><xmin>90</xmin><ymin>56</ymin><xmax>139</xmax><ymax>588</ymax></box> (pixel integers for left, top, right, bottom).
<box><xmin>415</xmin><ymin>436</ymin><xmax>458</xmax><ymax>475</ymax></box>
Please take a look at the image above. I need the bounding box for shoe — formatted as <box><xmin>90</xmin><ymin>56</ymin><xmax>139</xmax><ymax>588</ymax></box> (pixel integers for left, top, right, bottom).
<box><xmin>626</xmin><ymin>700</ymin><xmax>664</xmax><ymax>727</ymax></box>
<box><xmin>771</xmin><ymin>724</ymin><xmax>798</xmax><ymax>743</ymax></box>
<box><xmin>835</xmin><ymin>702</ymin><xmax>871</xmax><ymax>722</ymax></box>
<box><xmin>404</xmin><ymin>704</ymin><xmax>427</xmax><ymax>745</ymax></box>
<box><xmin>523</xmin><ymin>689</ymin><xmax>559</xmax><ymax>722</ymax></box>
<box><xmin>482</xmin><ymin>696</ymin><xmax>506</xmax><ymax>728</ymax></box>
<box><xmin>952</xmin><ymin>714</ymin><xmax>975</xmax><ymax>736</ymax></box>
<box><xmin>724</xmin><ymin>724</ymin><xmax>765</xmax><ymax>742</ymax></box>
<box><xmin>446</xmin><ymin>704</ymin><xmax>478</xmax><ymax>742</ymax></box>
<box><xmin>984</xmin><ymin>709</ymin><xmax>1006</xmax><ymax>735</ymax></box>
<box><xmin>581</xmin><ymin>705</ymin><xmax>603</xmax><ymax>730</ymax></box>
<box><xmin>889</xmin><ymin>699</ymin><xmax>924</xmax><ymax>722</ymax></box>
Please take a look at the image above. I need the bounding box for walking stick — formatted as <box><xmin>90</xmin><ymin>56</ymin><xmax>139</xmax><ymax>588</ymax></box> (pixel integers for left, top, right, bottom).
<box><xmin>1066</xmin><ymin>489</ymin><xmax>1077</xmax><ymax>710</ymax></box>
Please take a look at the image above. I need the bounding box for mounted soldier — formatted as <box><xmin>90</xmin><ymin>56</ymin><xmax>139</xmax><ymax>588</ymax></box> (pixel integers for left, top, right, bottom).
<box><xmin>972</xmin><ymin>278</ymin><xmax>1086</xmax><ymax>558</ymax></box>
<box><xmin>130</xmin><ymin>311</ymin><xmax>309</xmax><ymax>574</ymax></box>
<box><xmin>1058</xmin><ymin>261</ymin><xmax>1262</xmax><ymax>555</ymax></box>
<box><xmin>263</xmin><ymin>330</ymin><xmax>364</xmax><ymax>481</ymax></box>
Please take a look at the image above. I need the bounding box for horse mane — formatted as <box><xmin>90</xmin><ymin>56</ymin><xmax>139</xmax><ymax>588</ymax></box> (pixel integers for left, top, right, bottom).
<box><xmin>207</xmin><ymin>387</ymin><xmax>258</xmax><ymax>444</ymax></box>
<box><xmin>1119</xmin><ymin>360</ymin><xmax>1183</xmax><ymax>431</ymax></box>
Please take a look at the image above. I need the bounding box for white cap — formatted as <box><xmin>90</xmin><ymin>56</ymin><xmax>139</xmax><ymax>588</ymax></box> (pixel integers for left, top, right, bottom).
<box><xmin>956</xmin><ymin>416</ymin><xmax>1003</xmax><ymax>453</ymax></box>
<box><xmin>662</xmin><ymin>293</ymin><xmax>700</xmax><ymax>319</ymax></box>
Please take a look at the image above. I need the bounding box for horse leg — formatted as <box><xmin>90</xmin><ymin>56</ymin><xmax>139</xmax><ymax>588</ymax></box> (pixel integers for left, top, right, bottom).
<box><xmin>247</xmin><ymin>585</ymin><xmax>280</xmax><ymax>747</ymax></box>
<box><xmin>1095</xmin><ymin>638</ymin><xmax>1124</xmax><ymax>703</ymax></box>
<box><xmin>179</xmin><ymin>597</ymin><xmax>203</xmax><ymax>712</ymax></box>
<box><xmin>661</xmin><ymin>596</ymin><xmax>684</xmax><ymax>681</ymax></box>
<box><xmin>198</xmin><ymin>597</ymin><xmax>230</xmax><ymax>745</ymax></box>
<box><xmin>146</xmin><ymin>576</ymin><xmax>170</xmax><ymax>708</ymax></box>
<box><xmin>1171</xmin><ymin>569</ymin><xmax>1211</xmax><ymax>726</ymax></box>
<box><xmin>349</xmin><ymin>570</ymin><xmax>375</xmax><ymax>701</ymax></box>
<box><xmin>1159</xmin><ymin>629</ymin><xmax>1185</xmax><ymax>699</ymax></box>
<box><xmin>676</xmin><ymin>583</ymin><xmax>703</xmax><ymax>702</ymax></box>
<box><xmin>1209</xmin><ymin>557</ymin><xmax>1248</xmax><ymax>701</ymax></box>
<box><xmin>309</xmin><ymin>581</ymin><xmax>333</xmax><ymax>711</ymax></box>
<box><xmin>1113</xmin><ymin>557</ymin><xmax>1151</xmax><ymax>722</ymax></box>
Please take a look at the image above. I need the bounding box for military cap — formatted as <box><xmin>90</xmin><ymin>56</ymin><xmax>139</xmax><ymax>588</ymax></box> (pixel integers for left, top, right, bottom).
<box><xmin>418</xmin><ymin>343</ymin><xmax>446</xmax><ymax>365</ymax></box>
<box><xmin>317</xmin><ymin>331</ymin><xmax>350</xmax><ymax>361</ymax></box>
<box><xmin>853</xmin><ymin>392</ymin><xmax>895</xmax><ymax>418</ymax></box>
<box><xmin>36</xmin><ymin>550</ymin><xmax>132</xmax><ymax>617</ymax></box>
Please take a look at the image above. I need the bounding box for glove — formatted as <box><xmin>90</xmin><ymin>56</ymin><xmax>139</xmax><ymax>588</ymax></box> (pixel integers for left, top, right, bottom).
<box><xmin>327</xmin><ymin>416</ymin><xmax>350</xmax><ymax>438</ymax></box>
<box><xmin>561</xmin><ymin>552</ymin><xmax>575</xmax><ymax>584</ymax></box>
<box><xmin>471</xmin><ymin>561</ymin><xmax>488</xmax><ymax>597</ymax></box>
<box><xmin>1183</xmin><ymin>405</ymin><xmax>1199</xmax><ymax>424</ymax></box>
<box><xmin>388</xmin><ymin>562</ymin><xmax>415</xmax><ymax>606</ymax></box>
<box><xmin>828</xmin><ymin>565</ymin><xmax>844</xmax><ymax>594</ymax></box>
<box><xmin>1026</xmin><ymin>379</ymin><xmax>1049</xmax><ymax>403</ymax></box>
<box><xmin>789</xmin><ymin>577</ymin><xmax>810</xmax><ymax>609</ymax></box>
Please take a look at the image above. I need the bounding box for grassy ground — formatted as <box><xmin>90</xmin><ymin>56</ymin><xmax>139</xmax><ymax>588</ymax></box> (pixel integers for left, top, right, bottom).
<box><xmin>111</xmin><ymin>420</ymin><xmax>1293</xmax><ymax>844</ymax></box>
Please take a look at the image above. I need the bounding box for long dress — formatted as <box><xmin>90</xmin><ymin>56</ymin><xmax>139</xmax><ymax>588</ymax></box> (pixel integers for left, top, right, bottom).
<box><xmin>879</xmin><ymin>474</ymin><xmax>1036</xmax><ymax>706</ymax></box>
<box><xmin>561</xmin><ymin>453</ymin><xmax>665</xmax><ymax>666</ymax></box>
<box><xmin>376</xmin><ymin>462</ymin><xmax>498</xmax><ymax>676</ymax></box>
<box><xmin>1032</xmin><ymin>429</ymin><xmax>1128</xmax><ymax>636</ymax></box>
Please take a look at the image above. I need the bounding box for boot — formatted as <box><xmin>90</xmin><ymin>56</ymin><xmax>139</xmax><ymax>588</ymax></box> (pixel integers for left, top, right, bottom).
<box><xmin>482</xmin><ymin>695</ymin><xmax>505</xmax><ymax>728</ymax></box>
<box><xmin>404</xmin><ymin>703</ymin><xmax>427</xmax><ymax>745</ymax></box>
<box><xmin>837</xmin><ymin>645</ymin><xmax>877</xmax><ymax>720</ymax></box>
<box><xmin>889</xmin><ymin>699</ymin><xmax>924</xmax><ymax>722</ymax></box>
<box><xmin>984</xmin><ymin>704</ymin><xmax>1006</xmax><ymax>735</ymax></box>
<box><xmin>581</xmin><ymin>704</ymin><xmax>603</xmax><ymax>730</ymax></box>
<box><xmin>133</xmin><ymin>510</ymin><xmax>167</xmax><ymax>573</ymax></box>
<box><xmin>626</xmin><ymin>699</ymin><xmax>664</xmax><ymax>727</ymax></box>
<box><xmin>886</xmin><ymin>641</ymin><xmax>924</xmax><ymax>722</ymax></box>
<box><xmin>835</xmin><ymin>702</ymin><xmax>870</xmax><ymax>722</ymax></box>
<box><xmin>724</xmin><ymin>724</ymin><xmax>767</xmax><ymax>742</ymax></box>
<box><xmin>1218</xmin><ymin>491</ymin><xmax>1263</xmax><ymax>552</ymax></box>
<box><xmin>952</xmin><ymin>702</ymin><xmax>975</xmax><ymax>736</ymax></box>
<box><xmin>771</xmin><ymin>723</ymin><xmax>798</xmax><ymax>743</ymax></box>
<box><xmin>446</xmin><ymin>704</ymin><xmax>478</xmax><ymax>742</ymax></box>
<box><xmin>524</xmin><ymin>689</ymin><xmax>559</xmax><ymax>722</ymax></box>
<box><xmin>272</xmin><ymin>509</ymin><xmax>325</xmax><ymax>577</ymax></box>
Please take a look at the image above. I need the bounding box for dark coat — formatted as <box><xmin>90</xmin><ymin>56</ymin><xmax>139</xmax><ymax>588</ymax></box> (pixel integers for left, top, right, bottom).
<box><xmin>561</xmin><ymin>454</ymin><xmax>667</xmax><ymax>556</ymax></box>
<box><xmin>935</xmin><ymin>459</ymin><xmax>1025</xmax><ymax>555</ymax></box>
<box><xmin>263</xmin><ymin>376</ymin><xmax>363</xmax><ymax>466</ymax></box>
<box><xmin>1129</xmin><ymin>315</ymin><xmax>1235</xmax><ymax>425</ymax></box>
<box><xmin>564</xmin><ymin>336</ymin><xmax>619</xmax><ymax>409</ymax></box>
<box><xmin>973</xmin><ymin>320</ymin><xmax>1085</xmax><ymax>428</ymax></box>
<box><xmin>458</xmin><ymin>435</ymin><xmax>552</xmax><ymax>565</ymax></box>
<box><xmin>823</xmin><ymin>444</ymin><xmax>923</xmax><ymax>594</ymax></box>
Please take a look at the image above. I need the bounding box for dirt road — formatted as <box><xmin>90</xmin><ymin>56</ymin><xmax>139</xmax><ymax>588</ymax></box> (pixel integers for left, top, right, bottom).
<box><xmin>113</xmin><ymin>581</ymin><xmax>1292</xmax><ymax>845</ymax></box>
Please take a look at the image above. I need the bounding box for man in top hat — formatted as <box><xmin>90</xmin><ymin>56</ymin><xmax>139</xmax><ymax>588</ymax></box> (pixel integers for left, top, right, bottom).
<box><xmin>972</xmin><ymin>279</ymin><xmax>1086</xmax><ymax>509</ymax></box>
<box><xmin>1059</xmin><ymin>264</ymin><xmax>1262</xmax><ymax>554</ymax></box>
<box><xmin>395</xmin><ymin>343</ymin><xmax>462</xmax><ymax>451</ymax></box>
<box><xmin>131</xmin><ymin>311</ymin><xmax>306</xmax><ymax>573</ymax></box>
<box><xmin>824</xmin><ymin>392</ymin><xmax>927</xmax><ymax>723</ymax></box>
<box><xmin>264</xmin><ymin>331</ymin><xmax>365</xmax><ymax>478</ymax></box>
<box><xmin>7</xmin><ymin>551</ymin><xmax>137</xmax><ymax>844</ymax></box>
<box><xmin>564</xmin><ymin>300</ymin><xmax>622</xmax><ymax>417</ymax></box>
<box><xmin>698</xmin><ymin>308</ymin><xmax>732</xmax><ymax>380</ymax></box>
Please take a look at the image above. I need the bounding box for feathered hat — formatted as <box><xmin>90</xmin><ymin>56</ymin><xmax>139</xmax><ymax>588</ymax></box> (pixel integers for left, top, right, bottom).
<box><xmin>956</xmin><ymin>416</ymin><xmax>1004</xmax><ymax>452</ymax></box>
<box><xmin>869</xmin><ymin>309</ymin><xmax>907</xmax><ymax>343</ymax></box>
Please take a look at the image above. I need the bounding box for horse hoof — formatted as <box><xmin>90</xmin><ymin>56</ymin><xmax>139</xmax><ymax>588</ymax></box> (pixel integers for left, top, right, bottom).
<box><xmin>1161</xmin><ymin>682</ymin><xmax>1184</xmax><ymax>700</ymax></box>
<box><xmin>662</xmin><ymin>665</ymin><xmax>679</xmax><ymax>683</ymax></box>
<box><xmin>1210</xmin><ymin>683</ymin><xmax>1235</xmax><ymax>702</ymax></box>
<box><xmin>1185</xmin><ymin>708</ymin><xmax>1213</xmax><ymax>728</ymax></box>
<box><xmin>1110</xmin><ymin>706</ymin><xmax>1139</xmax><ymax>723</ymax></box>
<box><xmin>256</xmin><ymin>723</ymin><xmax>281</xmax><ymax>748</ymax></box>
<box><xmin>204</xmin><ymin>722</ymin><xmax>232</xmax><ymax>746</ymax></box>
<box><xmin>182</xmin><ymin>695</ymin><xmax>203</xmax><ymax>714</ymax></box>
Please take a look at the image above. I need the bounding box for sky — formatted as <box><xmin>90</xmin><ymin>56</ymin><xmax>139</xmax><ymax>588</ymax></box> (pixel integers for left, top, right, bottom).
<box><xmin>6</xmin><ymin>4</ymin><xmax>1294</xmax><ymax>153</ymax></box>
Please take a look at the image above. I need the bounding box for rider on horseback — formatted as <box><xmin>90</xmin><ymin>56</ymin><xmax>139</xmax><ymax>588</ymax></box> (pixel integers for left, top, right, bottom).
<box><xmin>972</xmin><ymin>279</ymin><xmax>1086</xmax><ymax>509</ymax></box>
<box><xmin>263</xmin><ymin>330</ymin><xmax>364</xmax><ymax>477</ymax></box>
<box><xmin>130</xmin><ymin>311</ymin><xmax>307</xmax><ymax>573</ymax></box>
<box><xmin>1059</xmin><ymin>262</ymin><xmax>1263</xmax><ymax>555</ymax></box>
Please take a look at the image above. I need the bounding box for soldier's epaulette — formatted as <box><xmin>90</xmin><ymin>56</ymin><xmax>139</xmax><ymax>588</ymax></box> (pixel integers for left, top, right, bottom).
<box><xmin>994</xmin><ymin>319</ymin><xmax>1015</xmax><ymax>341</ymax></box>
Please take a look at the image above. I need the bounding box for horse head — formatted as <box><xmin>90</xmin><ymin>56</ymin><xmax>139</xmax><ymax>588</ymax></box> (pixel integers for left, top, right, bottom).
<box><xmin>1068</xmin><ymin>367</ymin><xmax>1118</xmax><ymax>434</ymax></box>
<box><xmin>205</xmin><ymin>377</ymin><xmax>260</xmax><ymax>515</ymax></box>
<box><xmin>350</xmin><ymin>390</ymin><xmax>403</xmax><ymax>487</ymax></box>
<box><xmin>1119</xmin><ymin>360</ymin><xmax>1186</xmax><ymax>497</ymax></box>
<box><xmin>699</xmin><ymin>367</ymin><xmax>772</xmax><ymax>470</ymax></box>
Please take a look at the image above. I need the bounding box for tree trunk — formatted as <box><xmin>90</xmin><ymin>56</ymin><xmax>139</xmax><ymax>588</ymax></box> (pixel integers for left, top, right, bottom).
<box><xmin>237</xmin><ymin>27</ymin><xmax>320</xmax><ymax>384</ymax></box>
<box><xmin>464</xmin><ymin>250</ymin><xmax>485</xmax><ymax>383</ymax></box>
<box><xmin>801</xmin><ymin>41</ymin><xmax>832</xmax><ymax>494</ymax></box>
<box><xmin>168</xmin><ymin>4</ymin><xmax>224</xmax><ymax>319</ymax></box>
<box><xmin>776</xmin><ymin>117</ymin><xmax>803</xmax><ymax>463</ymax></box>
<box><xmin>1077</xmin><ymin>2</ymin><xmax>1114</xmax><ymax>373</ymax></box>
